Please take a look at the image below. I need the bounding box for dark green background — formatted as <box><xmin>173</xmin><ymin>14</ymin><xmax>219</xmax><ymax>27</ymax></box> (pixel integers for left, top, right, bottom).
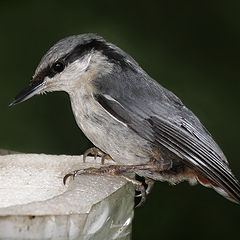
<box><xmin>1</xmin><ymin>1</ymin><xmax>239</xmax><ymax>239</ymax></box>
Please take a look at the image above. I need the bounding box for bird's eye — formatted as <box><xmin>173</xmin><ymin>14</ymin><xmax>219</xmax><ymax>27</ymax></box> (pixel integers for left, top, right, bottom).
<box><xmin>52</xmin><ymin>61</ymin><xmax>65</xmax><ymax>73</ymax></box>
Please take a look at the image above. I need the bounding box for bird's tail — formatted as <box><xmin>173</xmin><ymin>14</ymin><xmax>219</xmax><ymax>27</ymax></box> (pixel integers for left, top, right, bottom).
<box><xmin>196</xmin><ymin>172</ymin><xmax>240</xmax><ymax>204</ymax></box>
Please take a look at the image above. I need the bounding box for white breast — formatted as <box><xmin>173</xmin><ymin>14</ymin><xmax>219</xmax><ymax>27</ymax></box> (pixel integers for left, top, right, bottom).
<box><xmin>69</xmin><ymin>87</ymin><xmax>151</xmax><ymax>165</ymax></box>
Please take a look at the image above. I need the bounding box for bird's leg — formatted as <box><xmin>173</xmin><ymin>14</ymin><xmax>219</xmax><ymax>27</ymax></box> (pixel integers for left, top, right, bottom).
<box><xmin>83</xmin><ymin>147</ymin><xmax>112</xmax><ymax>164</ymax></box>
<box><xmin>63</xmin><ymin>162</ymin><xmax>159</xmax><ymax>207</ymax></box>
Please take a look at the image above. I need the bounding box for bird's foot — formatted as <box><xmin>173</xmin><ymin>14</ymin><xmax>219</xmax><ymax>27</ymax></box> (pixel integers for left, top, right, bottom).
<box><xmin>122</xmin><ymin>175</ymin><xmax>147</xmax><ymax>208</ymax></box>
<box><xmin>136</xmin><ymin>178</ymin><xmax>155</xmax><ymax>197</ymax></box>
<box><xmin>83</xmin><ymin>147</ymin><xmax>112</xmax><ymax>164</ymax></box>
<box><xmin>63</xmin><ymin>163</ymin><xmax>158</xmax><ymax>207</ymax></box>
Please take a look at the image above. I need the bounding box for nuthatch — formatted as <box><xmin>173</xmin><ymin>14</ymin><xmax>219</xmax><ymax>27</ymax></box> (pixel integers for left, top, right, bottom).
<box><xmin>10</xmin><ymin>33</ymin><xmax>240</xmax><ymax>206</ymax></box>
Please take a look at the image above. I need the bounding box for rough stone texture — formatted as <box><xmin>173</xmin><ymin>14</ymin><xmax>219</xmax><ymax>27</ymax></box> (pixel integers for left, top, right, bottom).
<box><xmin>0</xmin><ymin>152</ymin><xmax>135</xmax><ymax>239</ymax></box>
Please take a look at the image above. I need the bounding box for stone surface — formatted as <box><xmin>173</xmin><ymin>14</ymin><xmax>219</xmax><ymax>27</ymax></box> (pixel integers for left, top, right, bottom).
<box><xmin>0</xmin><ymin>153</ymin><xmax>135</xmax><ymax>239</ymax></box>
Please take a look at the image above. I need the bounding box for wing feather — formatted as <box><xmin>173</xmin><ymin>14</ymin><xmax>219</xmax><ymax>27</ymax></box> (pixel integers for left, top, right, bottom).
<box><xmin>93</xmin><ymin>70</ymin><xmax>240</xmax><ymax>203</ymax></box>
<box><xmin>94</xmin><ymin>92</ymin><xmax>240</xmax><ymax>203</ymax></box>
<box><xmin>150</xmin><ymin>117</ymin><xmax>240</xmax><ymax>201</ymax></box>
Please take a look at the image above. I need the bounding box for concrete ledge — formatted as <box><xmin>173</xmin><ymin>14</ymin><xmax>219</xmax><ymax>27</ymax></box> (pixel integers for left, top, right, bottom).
<box><xmin>0</xmin><ymin>152</ymin><xmax>135</xmax><ymax>239</ymax></box>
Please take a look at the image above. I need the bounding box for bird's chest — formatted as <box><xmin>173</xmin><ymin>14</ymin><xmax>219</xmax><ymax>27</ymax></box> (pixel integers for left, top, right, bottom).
<box><xmin>69</xmin><ymin>90</ymin><xmax>151</xmax><ymax>165</ymax></box>
<box><xmin>70</xmin><ymin>90</ymin><xmax>106</xmax><ymax>146</ymax></box>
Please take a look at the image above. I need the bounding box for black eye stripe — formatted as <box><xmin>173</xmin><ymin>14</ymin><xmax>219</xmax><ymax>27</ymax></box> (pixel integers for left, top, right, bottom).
<box><xmin>33</xmin><ymin>38</ymin><xmax>133</xmax><ymax>83</ymax></box>
<box><xmin>62</xmin><ymin>39</ymin><xmax>136</xmax><ymax>71</ymax></box>
<box><xmin>32</xmin><ymin>61</ymin><xmax>65</xmax><ymax>82</ymax></box>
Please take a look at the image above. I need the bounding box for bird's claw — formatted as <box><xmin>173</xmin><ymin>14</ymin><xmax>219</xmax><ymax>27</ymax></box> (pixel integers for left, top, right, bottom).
<box><xmin>135</xmin><ymin>178</ymin><xmax>155</xmax><ymax>198</ymax></box>
<box><xmin>83</xmin><ymin>147</ymin><xmax>112</xmax><ymax>164</ymax></box>
<box><xmin>63</xmin><ymin>172</ymin><xmax>74</xmax><ymax>185</ymax></box>
<box><xmin>135</xmin><ymin>184</ymin><xmax>147</xmax><ymax>207</ymax></box>
<box><xmin>119</xmin><ymin>175</ymin><xmax>149</xmax><ymax>207</ymax></box>
<box><xmin>63</xmin><ymin>168</ymin><xmax>95</xmax><ymax>185</ymax></box>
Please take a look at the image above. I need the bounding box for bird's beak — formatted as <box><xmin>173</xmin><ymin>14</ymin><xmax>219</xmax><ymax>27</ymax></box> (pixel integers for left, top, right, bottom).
<box><xmin>9</xmin><ymin>80</ymin><xmax>45</xmax><ymax>106</ymax></box>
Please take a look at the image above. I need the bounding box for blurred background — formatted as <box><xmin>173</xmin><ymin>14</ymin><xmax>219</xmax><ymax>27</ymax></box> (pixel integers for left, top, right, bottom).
<box><xmin>0</xmin><ymin>0</ymin><xmax>239</xmax><ymax>239</ymax></box>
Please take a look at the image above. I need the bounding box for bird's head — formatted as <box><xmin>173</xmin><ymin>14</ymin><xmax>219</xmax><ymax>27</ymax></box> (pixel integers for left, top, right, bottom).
<box><xmin>10</xmin><ymin>33</ymin><xmax>137</xmax><ymax>106</ymax></box>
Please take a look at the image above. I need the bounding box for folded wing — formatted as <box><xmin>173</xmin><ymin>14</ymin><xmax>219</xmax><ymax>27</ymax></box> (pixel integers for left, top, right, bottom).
<box><xmin>93</xmin><ymin>70</ymin><xmax>240</xmax><ymax>203</ymax></box>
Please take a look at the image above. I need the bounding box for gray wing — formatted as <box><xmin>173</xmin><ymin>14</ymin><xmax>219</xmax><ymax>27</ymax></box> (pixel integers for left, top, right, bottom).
<box><xmin>93</xmin><ymin>68</ymin><xmax>240</xmax><ymax>203</ymax></box>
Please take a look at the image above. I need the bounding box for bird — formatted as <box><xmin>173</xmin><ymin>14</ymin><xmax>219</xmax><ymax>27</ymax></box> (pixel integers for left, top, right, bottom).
<box><xmin>10</xmin><ymin>33</ymin><xmax>240</xmax><ymax>206</ymax></box>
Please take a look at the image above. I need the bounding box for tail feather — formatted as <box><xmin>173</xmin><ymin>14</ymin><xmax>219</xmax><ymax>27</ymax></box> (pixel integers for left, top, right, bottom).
<box><xmin>196</xmin><ymin>173</ymin><xmax>240</xmax><ymax>204</ymax></box>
